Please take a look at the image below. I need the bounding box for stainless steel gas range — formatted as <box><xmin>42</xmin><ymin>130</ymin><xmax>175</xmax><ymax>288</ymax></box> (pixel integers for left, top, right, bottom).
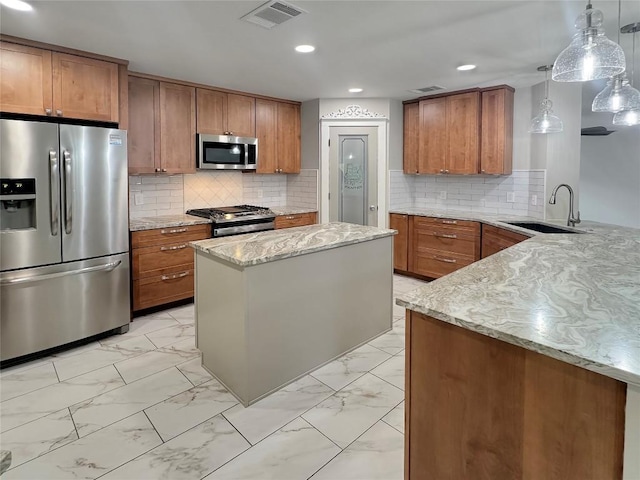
<box><xmin>186</xmin><ymin>205</ymin><xmax>275</xmax><ymax>237</ymax></box>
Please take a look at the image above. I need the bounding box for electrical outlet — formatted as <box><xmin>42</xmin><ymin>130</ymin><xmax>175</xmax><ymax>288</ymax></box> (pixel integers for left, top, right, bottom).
<box><xmin>506</xmin><ymin>192</ymin><xmax>515</xmax><ymax>203</ymax></box>
<box><xmin>134</xmin><ymin>193</ymin><xmax>144</xmax><ymax>205</ymax></box>
<box><xmin>257</xmin><ymin>189</ymin><xmax>263</xmax><ymax>198</ymax></box>
<box><xmin>531</xmin><ymin>194</ymin><xmax>538</xmax><ymax>206</ymax></box>
<box><xmin>439</xmin><ymin>191</ymin><xmax>447</xmax><ymax>200</ymax></box>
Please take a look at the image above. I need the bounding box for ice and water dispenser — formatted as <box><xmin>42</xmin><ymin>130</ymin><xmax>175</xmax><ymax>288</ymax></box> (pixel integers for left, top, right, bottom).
<box><xmin>1</xmin><ymin>178</ymin><xmax>37</xmax><ymax>231</ymax></box>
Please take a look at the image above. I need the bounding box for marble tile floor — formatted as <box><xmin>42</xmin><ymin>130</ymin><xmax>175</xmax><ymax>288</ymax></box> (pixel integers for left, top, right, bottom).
<box><xmin>0</xmin><ymin>274</ymin><xmax>426</xmax><ymax>480</ymax></box>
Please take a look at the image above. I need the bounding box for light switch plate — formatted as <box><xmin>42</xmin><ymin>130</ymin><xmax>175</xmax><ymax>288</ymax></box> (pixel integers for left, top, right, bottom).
<box><xmin>506</xmin><ymin>192</ymin><xmax>515</xmax><ymax>203</ymax></box>
<box><xmin>257</xmin><ymin>189</ymin><xmax>263</xmax><ymax>198</ymax></box>
<box><xmin>531</xmin><ymin>194</ymin><xmax>538</xmax><ymax>206</ymax></box>
<box><xmin>134</xmin><ymin>193</ymin><xmax>144</xmax><ymax>205</ymax></box>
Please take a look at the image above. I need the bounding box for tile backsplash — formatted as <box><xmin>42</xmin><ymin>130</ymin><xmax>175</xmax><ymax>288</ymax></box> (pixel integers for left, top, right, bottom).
<box><xmin>129</xmin><ymin>169</ymin><xmax>318</xmax><ymax>218</ymax></box>
<box><xmin>389</xmin><ymin>170</ymin><xmax>545</xmax><ymax>219</ymax></box>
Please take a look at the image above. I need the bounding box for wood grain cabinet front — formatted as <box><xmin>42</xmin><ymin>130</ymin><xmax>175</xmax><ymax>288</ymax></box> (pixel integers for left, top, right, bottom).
<box><xmin>196</xmin><ymin>89</ymin><xmax>255</xmax><ymax>138</ymax></box>
<box><xmin>389</xmin><ymin>213</ymin><xmax>409</xmax><ymax>271</ymax></box>
<box><xmin>1</xmin><ymin>42</ymin><xmax>120</xmax><ymax>122</ymax></box>
<box><xmin>274</xmin><ymin>212</ymin><xmax>317</xmax><ymax>229</ymax></box>
<box><xmin>409</xmin><ymin>216</ymin><xmax>480</xmax><ymax>278</ymax></box>
<box><xmin>130</xmin><ymin>224</ymin><xmax>209</xmax><ymax>311</ymax></box>
<box><xmin>255</xmin><ymin>99</ymin><xmax>301</xmax><ymax>174</ymax></box>
<box><xmin>481</xmin><ymin>224</ymin><xmax>529</xmax><ymax>258</ymax></box>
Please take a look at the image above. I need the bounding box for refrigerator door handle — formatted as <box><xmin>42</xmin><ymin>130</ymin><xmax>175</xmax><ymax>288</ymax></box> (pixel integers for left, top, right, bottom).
<box><xmin>49</xmin><ymin>150</ymin><xmax>59</xmax><ymax>236</ymax></box>
<box><xmin>63</xmin><ymin>150</ymin><xmax>73</xmax><ymax>234</ymax></box>
<box><xmin>0</xmin><ymin>260</ymin><xmax>122</xmax><ymax>286</ymax></box>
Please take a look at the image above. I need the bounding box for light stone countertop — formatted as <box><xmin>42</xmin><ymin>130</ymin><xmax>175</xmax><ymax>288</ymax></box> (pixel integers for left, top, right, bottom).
<box><xmin>394</xmin><ymin>209</ymin><xmax>640</xmax><ymax>386</ymax></box>
<box><xmin>190</xmin><ymin>222</ymin><xmax>396</xmax><ymax>267</ymax></box>
<box><xmin>129</xmin><ymin>214</ymin><xmax>212</xmax><ymax>232</ymax></box>
<box><xmin>270</xmin><ymin>206</ymin><xmax>318</xmax><ymax>216</ymax></box>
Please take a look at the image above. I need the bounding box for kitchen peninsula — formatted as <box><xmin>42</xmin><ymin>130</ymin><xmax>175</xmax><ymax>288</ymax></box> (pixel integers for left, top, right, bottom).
<box><xmin>397</xmin><ymin>219</ymin><xmax>640</xmax><ymax>480</ymax></box>
<box><xmin>190</xmin><ymin>222</ymin><xmax>396</xmax><ymax>406</ymax></box>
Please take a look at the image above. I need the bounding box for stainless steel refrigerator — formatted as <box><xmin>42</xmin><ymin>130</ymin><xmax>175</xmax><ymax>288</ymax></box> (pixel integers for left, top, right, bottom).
<box><xmin>0</xmin><ymin>119</ymin><xmax>130</xmax><ymax>362</ymax></box>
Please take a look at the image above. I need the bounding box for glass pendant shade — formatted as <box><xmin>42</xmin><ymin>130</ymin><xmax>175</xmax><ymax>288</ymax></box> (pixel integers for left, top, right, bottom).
<box><xmin>553</xmin><ymin>7</ymin><xmax>626</xmax><ymax>82</ymax></box>
<box><xmin>612</xmin><ymin>108</ymin><xmax>640</xmax><ymax>125</ymax></box>
<box><xmin>592</xmin><ymin>74</ymin><xmax>640</xmax><ymax>112</ymax></box>
<box><xmin>530</xmin><ymin>99</ymin><xmax>564</xmax><ymax>133</ymax></box>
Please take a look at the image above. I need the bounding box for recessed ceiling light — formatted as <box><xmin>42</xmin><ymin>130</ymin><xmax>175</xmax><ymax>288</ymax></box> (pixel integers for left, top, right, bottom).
<box><xmin>0</xmin><ymin>0</ymin><xmax>33</xmax><ymax>11</ymax></box>
<box><xmin>349</xmin><ymin>88</ymin><xmax>363</xmax><ymax>93</ymax></box>
<box><xmin>457</xmin><ymin>64</ymin><xmax>477</xmax><ymax>71</ymax></box>
<box><xmin>295</xmin><ymin>45</ymin><xmax>315</xmax><ymax>53</ymax></box>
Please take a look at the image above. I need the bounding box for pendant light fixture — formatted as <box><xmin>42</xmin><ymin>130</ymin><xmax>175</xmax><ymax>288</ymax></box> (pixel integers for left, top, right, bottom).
<box><xmin>530</xmin><ymin>65</ymin><xmax>563</xmax><ymax>134</ymax></box>
<box><xmin>592</xmin><ymin>0</ymin><xmax>640</xmax><ymax>112</ymax></box>
<box><xmin>613</xmin><ymin>22</ymin><xmax>640</xmax><ymax>126</ymax></box>
<box><xmin>553</xmin><ymin>2</ymin><xmax>625</xmax><ymax>82</ymax></box>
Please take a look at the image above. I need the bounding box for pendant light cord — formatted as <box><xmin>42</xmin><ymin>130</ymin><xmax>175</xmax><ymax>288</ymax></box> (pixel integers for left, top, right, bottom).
<box><xmin>617</xmin><ymin>0</ymin><xmax>621</xmax><ymax>44</ymax></box>
<box><xmin>632</xmin><ymin>30</ymin><xmax>637</xmax><ymax>87</ymax></box>
<box><xmin>545</xmin><ymin>67</ymin><xmax>550</xmax><ymax>99</ymax></box>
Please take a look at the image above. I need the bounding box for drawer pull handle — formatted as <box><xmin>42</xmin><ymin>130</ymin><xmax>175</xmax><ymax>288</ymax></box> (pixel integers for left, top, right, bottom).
<box><xmin>161</xmin><ymin>271</ymin><xmax>189</xmax><ymax>281</ymax></box>
<box><xmin>434</xmin><ymin>256</ymin><xmax>457</xmax><ymax>264</ymax></box>
<box><xmin>160</xmin><ymin>244</ymin><xmax>187</xmax><ymax>251</ymax></box>
<box><xmin>161</xmin><ymin>228</ymin><xmax>188</xmax><ymax>234</ymax></box>
<box><xmin>441</xmin><ymin>220</ymin><xmax>457</xmax><ymax>225</ymax></box>
<box><xmin>285</xmin><ymin>215</ymin><xmax>296</xmax><ymax>220</ymax></box>
<box><xmin>434</xmin><ymin>233</ymin><xmax>457</xmax><ymax>239</ymax></box>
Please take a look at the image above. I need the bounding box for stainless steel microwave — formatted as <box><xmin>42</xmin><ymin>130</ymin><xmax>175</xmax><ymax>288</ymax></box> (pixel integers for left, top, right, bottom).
<box><xmin>197</xmin><ymin>134</ymin><xmax>258</xmax><ymax>170</ymax></box>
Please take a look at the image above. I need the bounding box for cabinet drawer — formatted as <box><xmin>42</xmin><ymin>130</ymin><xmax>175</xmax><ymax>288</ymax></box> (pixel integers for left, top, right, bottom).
<box><xmin>132</xmin><ymin>241</ymin><xmax>196</xmax><ymax>279</ymax></box>
<box><xmin>274</xmin><ymin>212</ymin><xmax>317</xmax><ymax>229</ymax></box>
<box><xmin>131</xmin><ymin>224</ymin><xmax>210</xmax><ymax>248</ymax></box>
<box><xmin>413</xmin><ymin>216</ymin><xmax>480</xmax><ymax>236</ymax></box>
<box><xmin>412</xmin><ymin>248</ymin><xmax>475</xmax><ymax>278</ymax></box>
<box><xmin>132</xmin><ymin>265</ymin><xmax>194</xmax><ymax>311</ymax></box>
<box><xmin>413</xmin><ymin>227</ymin><xmax>479</xmax><ymax>257</ymax></box>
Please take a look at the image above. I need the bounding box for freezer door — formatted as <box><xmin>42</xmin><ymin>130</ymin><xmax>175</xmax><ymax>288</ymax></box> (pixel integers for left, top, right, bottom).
<box><xmin>0</xmin><ymin>253</ymin><xmax>130</xmax><ymax>361</ymax></box>
<box><xmin>0</xmin><ymin>120</ymin><xmax>62</xmax><ymax>271</ymax></box>
<box><xmin>60</xmin><ymin>125</ymin><xmax>128</xmax><ymax>262</ymax></box>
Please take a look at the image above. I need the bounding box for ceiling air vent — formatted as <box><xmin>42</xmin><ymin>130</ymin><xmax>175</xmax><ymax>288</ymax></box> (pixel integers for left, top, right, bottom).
<box><xmin>408</xmin><ymin>85</ymin><xmax>446</xmax><ymax>95</ymax></box>
<box><xmin>241</xmin><ymin>1</ymin><xmax>307</xmax><ymax>29</ymax></box>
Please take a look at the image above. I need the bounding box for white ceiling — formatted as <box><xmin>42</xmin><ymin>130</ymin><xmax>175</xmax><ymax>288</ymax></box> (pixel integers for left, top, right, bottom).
<box><xmin>1</xmin><ymin>0</ymin><xmax>639</xmax><ymax>102</ymax></box>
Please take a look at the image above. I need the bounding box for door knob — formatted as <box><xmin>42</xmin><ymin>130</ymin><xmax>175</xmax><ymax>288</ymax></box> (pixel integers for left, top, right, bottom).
<box><xmin>369</xmin><ymin>205</ymin><xmax>378</xmax><ymax>211</ymax></box>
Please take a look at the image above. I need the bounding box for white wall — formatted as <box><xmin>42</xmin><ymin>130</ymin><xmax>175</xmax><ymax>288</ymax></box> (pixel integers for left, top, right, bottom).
<box><xmin>512</xmin><ymin>86</ymin><xmax>533</xmax><ymax>170</ymax></box>
<box><xmin>388</xmin><ymin>99</ymin><xmax>404</xmax><ymax>171</ymax></box>
<box><xmin>301</xmin><ymin>99</ymin><xmax>320</xmax><ymax>169</ymax></box>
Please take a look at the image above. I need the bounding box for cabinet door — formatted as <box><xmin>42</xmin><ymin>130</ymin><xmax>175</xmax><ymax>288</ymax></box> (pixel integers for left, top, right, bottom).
<box><xmin>227</xmin><ymin>94</ymin><xmax>255</xmax><ymax>137</ymax></box>
<box><xmin>196</xmin><ymin>88</ymin><xmax>227</xmax><ymax>135</ymax></box>
<box><xmin>128</xmin><ymin>77</ymin><xmax>160</xmax><ymax>174</ymax></box>
<box><xmin>403</xmin><ymin>103</ymin><xmax>419</xmax><ymax>174</ymax></box>
<box><xmin>446</xmin><ymin>92</ymin><xmax>479</xmax><ymax>174</ymax></box>
<box><xmin>255</xmin><ymin>99</ymin><xmax>278</xmax><ymax>174</ymax></box>
<box><xmin>52</xmin><ymin>52</ymin><xmax>119</xmax><ymax>122</ymax></box>
<box><xmin>160</xmin><ymin>82</ymin><xmax>196</xmax><ymax>174</ymax></box>
<box><xmin>481</xmin><ymin>88</ymin><xmax>513</xmax><ymax>175</ymax></box>
<box><xmin>389</xmin><ymin>214</ymin><xmax>408</xmax><ymax>271</ymax></box>
<box><xmin>418</xmin><ymin>98</ymin><xmax>447</xmax><ymax>174</ymax></box>
<box><xmin>0</xmin><ymin>42</ymin><xmax>53</xmax><ymax>116</ymax></box>
<box><xmin>277</xmin><ymin>102</ymin><xmax>300</xmax><ymax>173</ymax></box>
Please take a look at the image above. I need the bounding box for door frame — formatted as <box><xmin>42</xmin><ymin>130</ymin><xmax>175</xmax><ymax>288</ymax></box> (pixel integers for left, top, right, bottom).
<box><xmin>320</xmin><ymin>119</ymin><xmax>388</xmax><ymax>227</ymax></box>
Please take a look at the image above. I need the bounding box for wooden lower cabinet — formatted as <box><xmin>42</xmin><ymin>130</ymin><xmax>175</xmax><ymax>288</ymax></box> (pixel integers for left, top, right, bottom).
<box><xmin>405</xmin><ymin>311</ymin><xmax>626</xmax><ymax>480</ymax></box>
<box><xmin>131</xmin><ymin>224</ymin><xmax>209</xmax><ymax>311</ymax></box>
<box><xmin>409</xmin><ymin>216</ymin><xmax>480</xmax><ymax>278</ymax></box>
<box><xmin>389</xmin><ymin>213</ymin><xmax>409</xmax><ymax>271</ymax></box>
<box><xmin>274</xmin><ymin>212</ymin><xmax>317</xmax><ymax>229</ymax></box>
<box><xmin>481</xmin><ymin>224</ymin><xmax>529</xmax><ymax>258</ymax></box>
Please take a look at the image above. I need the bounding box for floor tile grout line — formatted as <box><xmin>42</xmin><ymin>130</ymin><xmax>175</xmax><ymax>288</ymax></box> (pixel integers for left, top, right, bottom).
<box><xmin>381</xmin><ymin>417</ymin><xmax>404</xmax><ymax>435</ymax></box>
<box><xmin>368</xmin><ymin>371</ymin><xmax>405</xmax><ymax>393</ymax></box>
<box><xmin>175</xmin><ymin>362</ymin><xmax>198</xmax><ymax>388</ymax></box>
<box><xmin>113</xmin><ymin>349</ymin><xmax>200</xmax><ymax>385</ymax></box>
<box><xmin>142</xmin><ymin>410</ymin><xmax>165</xmax><ymax>443</ymax></box>
<box><xmin>0</xmin><ymin>370</ymin><xmax>60</xmax><ymax>404</ymax></box>
<box><xmin>298</xmin><ymin>415</ymin><xmax>343</xmax><ymax>450</ymax></box>
<box><xmin>309</xmin><ymin>352</ymin><xmax>393</xmax><ymax>392</ymax></box>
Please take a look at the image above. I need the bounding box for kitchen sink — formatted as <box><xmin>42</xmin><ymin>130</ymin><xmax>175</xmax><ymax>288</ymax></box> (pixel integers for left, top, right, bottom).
<box><xmin>504</xmin><ymin>222</ymin><xmax>582</xmax><ymax>234</ymax></box>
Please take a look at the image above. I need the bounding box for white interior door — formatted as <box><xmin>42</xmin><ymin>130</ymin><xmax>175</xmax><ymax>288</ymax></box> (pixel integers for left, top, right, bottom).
<box><xmin>328</xmin><ymin>126</ymin><xmax>378</xmax><ymax>226</ymax></box>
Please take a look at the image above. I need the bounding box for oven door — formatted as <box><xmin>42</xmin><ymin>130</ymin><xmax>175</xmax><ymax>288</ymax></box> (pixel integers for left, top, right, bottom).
<box><xmin>197</xmin><ymin>134</ymin><xmax>257</xmax><ymax>170</ymax></box>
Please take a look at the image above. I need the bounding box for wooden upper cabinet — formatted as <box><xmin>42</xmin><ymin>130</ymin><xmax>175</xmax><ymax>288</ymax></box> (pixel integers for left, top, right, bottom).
<box><xmin>227</xmin><ymin>94</ymin><xmax>255</xmax><ymax>137</ymax></box>
<box><xmin>52</xmin><ymin>52</ymin><xmax>119</xmax><ymax>122</ymax></box>
<box><xmin>0</xmin><ymin>42</ymin><xmax>53</xmax><ymax>116</ymax></box>
<box><xmin>195</xmin><ymin>90</ymin><xmax>255</xmax><ymax>137</ymax></box>
<box><xmin>128</xmin><ymin>76</ymin><xmax>160</xmax><ymax>174</ymax></box>
<box><xmin>277</xmin><ymin>102</ymin><xmax>300</xmax><ymax>173</ymax></box>
<box><xmin>481</xmin><ymin>86</ymin><xmax>514</xmax><ymax>175</ymax></box>
<box><xmin>403</xmin><ymin>102</ymin><xmax>419</xmax><ymax>174</ymax></box>
<box><xmin>160</xmin><ymin>82</ymin><xmax>196</xmax><ymax>174</ymax></box>
<box><xmin>418</xmin><ymin>97</ymin><xmax>447</xmax><ymax>174</ymax></box>
<box><xmin>255</xmin><ymin>99</ymin><xmax>277</xmax><ymax>174</ymax></box>
<box><xmin>196</xmin><ymin>89</ymin><xmax>226</xmax><ymax>135</ymax></box>
<box><xmin>446</xmin><ymin>91</ymin><xmax>480</xmax><ymax>174</ymax></box>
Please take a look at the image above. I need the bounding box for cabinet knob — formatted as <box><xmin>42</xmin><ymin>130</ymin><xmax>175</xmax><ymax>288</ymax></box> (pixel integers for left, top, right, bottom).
<box><xmin>481</xmin><ymin>169</ymin><xmax>486</xmax><ymax>174</ymax></box>
<box><xmin>444</xmin><ymin>169</ymin><xmax>450</xmax><ymax>174</ymax></box>
<box><xmin>439</xmin><ymin>169</ymin><xmax>444</xmax><ymax>174</ymax></box>
<box><xmin>45</xmin><ymin>108</ymin><xmax>52</xmax><ymax>116</ymax></box>
<box><xmin>56</xmin><ymin>109</ymin><xmax>63</xmax><ymax>117</ymax></box>
<box><xmin>162</xmin><ymin>168</ymin><xmax>167</xmax><ymax>172</ymax></box>
<box><xmin>155</xmin><ymin>168</ymin><xmax>160</xmax><ymax>172</ymax></box>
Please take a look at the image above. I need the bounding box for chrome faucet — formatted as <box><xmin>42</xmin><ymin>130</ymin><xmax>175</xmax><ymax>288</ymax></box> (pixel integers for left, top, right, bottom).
<box><xmin>549</xmin><ymin>184</ymin><xmax>581</xmax><ymax>227</ymax></box>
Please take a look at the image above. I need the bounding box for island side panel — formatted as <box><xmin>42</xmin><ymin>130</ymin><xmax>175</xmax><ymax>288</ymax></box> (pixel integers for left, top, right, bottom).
<box><xmin>244</xmin><ymin>236</ymin><xmax>393</xmax><ymax>404</ymax></box>
<box><xmin>624</xmin><ymin>384</ymin><xmax>640</xmax><ymax>480</ymax></box>
<box><xmin>195</xmin><ymin>250</ymin><xmax>249</xmax><ymax>402</ymax></box>
<box><xmin>406</xmin><ymin>311</ymin><xmax>626</xmax><ymax>480</ymax></box>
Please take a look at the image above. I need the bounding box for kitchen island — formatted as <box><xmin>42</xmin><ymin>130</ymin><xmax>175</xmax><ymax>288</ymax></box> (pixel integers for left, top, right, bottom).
<box><xmin>190</xmin><ymin>222</ymin><xmax>395</xmax><ymax>406</ymax></box>
<box><xmin>396</xmin><ymin>218</ymin><xmax>640</xmax><ymax>480</ymax></box>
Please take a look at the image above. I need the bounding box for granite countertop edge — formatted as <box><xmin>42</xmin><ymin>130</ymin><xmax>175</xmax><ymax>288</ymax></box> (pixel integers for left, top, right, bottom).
<box><xmin>129</xmin><ymin>214</ymin><xmax>212</xmax><ymax>232</ymax></box>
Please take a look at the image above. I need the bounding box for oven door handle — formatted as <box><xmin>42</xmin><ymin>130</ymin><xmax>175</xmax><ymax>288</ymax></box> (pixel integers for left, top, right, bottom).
<box><xmin>0</xmin><ymin>261</ymin><xmax>121</xmax><ymax>286</ymax></box>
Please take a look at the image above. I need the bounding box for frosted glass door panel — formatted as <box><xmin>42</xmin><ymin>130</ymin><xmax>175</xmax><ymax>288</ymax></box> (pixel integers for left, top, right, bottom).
<box><xmin>339</xmin><ymin>136</ymin><xmax>367</xmax><ymax>225</ymax></box>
